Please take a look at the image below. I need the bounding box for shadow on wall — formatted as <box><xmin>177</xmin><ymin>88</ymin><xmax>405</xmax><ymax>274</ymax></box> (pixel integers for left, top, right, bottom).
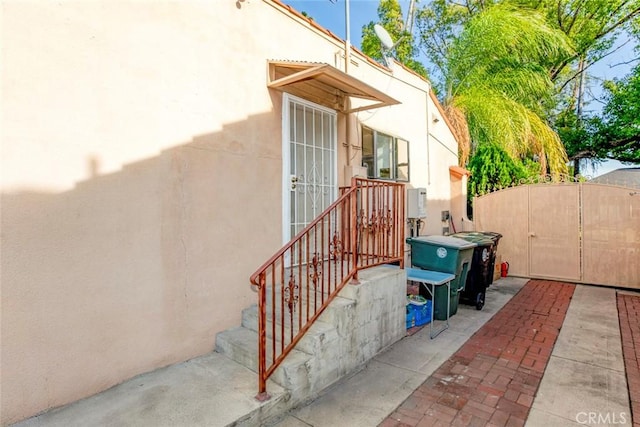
<box><xmin>0</xmin><ymin>110</ymin><xmax>283</xmax><ymax>425</ymax></box>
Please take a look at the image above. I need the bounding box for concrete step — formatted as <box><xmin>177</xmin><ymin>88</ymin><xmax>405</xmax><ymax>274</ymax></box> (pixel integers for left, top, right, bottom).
<box><xmin>215</xmin><ymin>326</ymin><xmax>314</xmax><ymax>395</ymax></box>
<box><xmin>260</xmin><ymin>287</ymin><xmax>357</xmax><ymax>337</ymax></box>
<box><xmin>241</xmin><ymin>300</ymin><xmax>350</xmax><ymax>355</ymax></box>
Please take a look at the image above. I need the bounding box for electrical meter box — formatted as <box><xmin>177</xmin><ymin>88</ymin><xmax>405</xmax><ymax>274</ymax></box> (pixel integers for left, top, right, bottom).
<box><xmin>407</xmin><ymin>188</ymin><xmax>427</xmax><ymax>218</ymax></box>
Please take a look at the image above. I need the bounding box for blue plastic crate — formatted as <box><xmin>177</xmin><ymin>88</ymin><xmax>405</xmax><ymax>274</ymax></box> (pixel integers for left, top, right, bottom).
<box><xmin>406</xmin><ymin>306</ymin><xmax>416</xmax><ymax>329</ymax></box>
<box><xmin>409</xmin><ymin>300</ymin><xmax>432</xmax><ymax>326</ymax></box>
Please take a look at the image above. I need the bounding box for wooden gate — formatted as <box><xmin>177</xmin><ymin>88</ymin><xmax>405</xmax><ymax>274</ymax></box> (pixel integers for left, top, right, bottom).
<box><xmin>474</xmin><ymin>182</ymin><xmax>639</xmax><ymax>289</ymax></box>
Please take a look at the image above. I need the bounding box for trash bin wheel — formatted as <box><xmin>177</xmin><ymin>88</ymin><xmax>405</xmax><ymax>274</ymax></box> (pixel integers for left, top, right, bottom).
<box><xmin>475</xmin><ymin>292</ymin><xmax>485</xmax><ymax>310</ymax></box>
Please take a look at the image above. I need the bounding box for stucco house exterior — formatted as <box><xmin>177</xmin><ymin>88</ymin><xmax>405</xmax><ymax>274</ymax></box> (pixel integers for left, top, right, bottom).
<box><xmin>1</xmin><ymin>0</ymin><xmax>467</xmax><ymax>424</ymax></box>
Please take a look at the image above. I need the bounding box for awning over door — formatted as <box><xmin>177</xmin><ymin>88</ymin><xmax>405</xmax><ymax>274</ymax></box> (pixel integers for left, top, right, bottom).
<box><xmin>268</xmin><ymin>61</ymin><xmax>400</xmax><ymax>113</ymax></box>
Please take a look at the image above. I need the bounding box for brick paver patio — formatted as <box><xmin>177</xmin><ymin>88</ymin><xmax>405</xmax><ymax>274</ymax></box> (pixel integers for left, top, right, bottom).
<box><xmin>618</xmin><ymin>292</ymin><xmax>640</xmax><ymax>427</ymax></box>
<box><xmin>379</xmin><ymin>280</ymin><xmax>575</xmax><ymax>427</ymax></box>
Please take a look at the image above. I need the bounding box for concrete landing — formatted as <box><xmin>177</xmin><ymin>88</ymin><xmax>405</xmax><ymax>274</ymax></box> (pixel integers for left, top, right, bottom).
<box><xmin>12</xmin><ymin>352</ymin><xmax>289</xmax><ymax>427</ymax></box>
<box><xmin>526</xmin><ymin>285</ymin><xmax>631</xmax><ymax>427</ymax></box>
<box><xmin>272</xmin><ymin>277</ymin><xmax>529</xmax><ymax>427</ymax></box>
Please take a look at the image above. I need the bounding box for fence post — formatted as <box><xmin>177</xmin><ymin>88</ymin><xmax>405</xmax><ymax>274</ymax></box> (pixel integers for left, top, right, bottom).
<box><xmin>255</xmin><ymin>273</ymin><xmax>270</xmax><ymax>401</ymax></box>
<box><xmin>350</xmin><ymin>178</ymin><xmax>360</xmax><ymax>284</ymax></box>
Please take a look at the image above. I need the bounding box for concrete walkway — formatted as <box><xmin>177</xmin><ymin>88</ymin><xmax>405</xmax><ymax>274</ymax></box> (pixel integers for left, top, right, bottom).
<box><xmin>527</xmin><ymin>285</ymin><xmax>631</xmax><ymax>426</ymax></box>
<box><xmin>12</xmin><ymin>351</ymin><xmax>289</xmax><ymax>427</ymax></box>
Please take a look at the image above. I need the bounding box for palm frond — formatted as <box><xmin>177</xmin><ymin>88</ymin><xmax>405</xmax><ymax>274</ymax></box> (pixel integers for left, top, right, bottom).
<box><xmin>526</xmin><ymin>110</ymin><xmax>569</xmax><ymax>175</ymax></box>
<box><xmin>443</xmin><ymin>4</ymin><xmax>573</xmax><ymax>175</ymax></box>
<box><xmin>443</xmin><ymin>104</ymin><xmax>471</xmax><ymax>166</ymax></box>
<box><xmin>453</xmin><ymin>88</ymin><xmax>568</xmax><ymax>174</ymax></box>
<box><xmin>447</xmin><ymin>5</ymin><xmax>573</xmax><ymax>92</ymax></box>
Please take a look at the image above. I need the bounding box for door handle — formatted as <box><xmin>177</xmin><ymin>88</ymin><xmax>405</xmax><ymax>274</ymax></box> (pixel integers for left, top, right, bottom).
<box><xmin>290</xmin><ymin>175</ymin><xmax>298</xmax><ymax>190</ymax></box>
<box><xmin>528</xmin><ymin>232</ymin><xmax>536</xmax><ymax>237</ymax></box>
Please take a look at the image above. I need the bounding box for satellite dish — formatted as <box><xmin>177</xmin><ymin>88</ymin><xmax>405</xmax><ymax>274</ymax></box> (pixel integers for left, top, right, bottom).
<box><xmin>374</xmin><ymin>24</ymin><xmax>394</xmax><ymax>50</ymax></box>
<box><xmin>373</xmin><ymin>24</ymin><xmax>403</xmax><ymax>68</ymax></box>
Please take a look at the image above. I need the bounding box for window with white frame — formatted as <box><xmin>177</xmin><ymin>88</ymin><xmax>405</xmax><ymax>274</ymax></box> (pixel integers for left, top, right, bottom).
<box><xmin>361</xmin><ymin>127</ymin><xmax>409</xmax><ymax>181</ymax></box>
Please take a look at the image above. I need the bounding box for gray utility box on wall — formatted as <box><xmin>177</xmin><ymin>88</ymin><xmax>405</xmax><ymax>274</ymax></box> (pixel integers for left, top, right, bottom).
<box><xmin>407</xmin><ymin>188</ymin><xmax>427</xmax><ymax>218</ymax></box>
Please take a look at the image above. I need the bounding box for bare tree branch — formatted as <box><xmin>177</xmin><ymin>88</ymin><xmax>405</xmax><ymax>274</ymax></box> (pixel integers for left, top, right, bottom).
<box><xmin>556</xmin><ymin>38</ymin><xmax>634</xmax><ymax>90</ymax></box>
<box><xmin>569</xmin><ymin>150</ymin><xmax>597</xmax><ymax>160</ymax></box>
<box><xmin>594</xmin><ymin>5</ymin><xmax>640</xmax><ymax>42</ymax></box>
<box><xmin>557</xmin><ymin>56</ymin><xmax>600</xmax><ymax>92</ymax></box>
<box><xmin>604</xmin><ymin>134</ymin><xmax>640</xmax><ymax>148</ymax></box>
<box><xmin>610</xmin><ymin>58</ymin><xmax>640</xmax><ymax>67</ymax></box>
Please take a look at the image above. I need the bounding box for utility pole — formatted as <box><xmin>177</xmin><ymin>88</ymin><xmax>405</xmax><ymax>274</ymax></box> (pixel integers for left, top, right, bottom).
<box><xmin>345</xmin><ymin>0</ymin><xmax>350</xmax><ymax>73</ymax></box>
<box><xmin>574</xmin><ymin>55</ymin><xmax>586</xmax><ymax>177</ymax></box>
<box><xmin>405</xmin><ymin>0</ymin><xmax>417</xmax><ymax>34</ymax></box>
<box><xmin>326</xmin><ymin>0</ymin><xmax>349</xmax><ymax>72</ymax></box>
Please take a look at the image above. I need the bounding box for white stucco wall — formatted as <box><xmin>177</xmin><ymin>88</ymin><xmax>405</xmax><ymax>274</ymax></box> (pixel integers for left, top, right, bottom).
<box><xmin>0</xmin><ymin>0</ymin><xmax>460</xmax><ymax>424</ymax></box>
<box><xmin>424</xmin><ymin>95</ymin><xmax>462</xmax><ymax>235</ymax></box>
<box><xmin>337</xmin><ymin>58</ymin><xmax>458</xmax><ymax>236</ymax></box>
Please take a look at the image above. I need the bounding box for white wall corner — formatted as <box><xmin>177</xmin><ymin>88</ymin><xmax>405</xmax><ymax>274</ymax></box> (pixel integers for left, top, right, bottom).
<box><xmin>344</xmin><ymin>165</ymin><xmax>368</xmax><ymax>186</ymax></box>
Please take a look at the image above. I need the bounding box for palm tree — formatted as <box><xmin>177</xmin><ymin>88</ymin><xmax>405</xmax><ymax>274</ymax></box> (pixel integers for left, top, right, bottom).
<box><xmin>444</xmin><ymin>4</ymin><xmax>574</xmax><ymax>175</ymax></box>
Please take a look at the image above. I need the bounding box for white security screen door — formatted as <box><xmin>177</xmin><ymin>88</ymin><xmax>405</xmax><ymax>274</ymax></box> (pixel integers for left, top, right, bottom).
<box><xmin>283</xmin><ymin>94</ymin><xmax>338</xmax><ymax>243</ymax></box>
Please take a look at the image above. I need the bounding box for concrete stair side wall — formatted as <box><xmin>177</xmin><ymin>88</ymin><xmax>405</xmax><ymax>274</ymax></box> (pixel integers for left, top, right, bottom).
<box><xmin>215</xmin><ymin>265</ymin><xmax>407</xmax><ymax>411</ymax></box>
<box><xmin>334</xmin><ymin>267</ymin><xmax>406</xmax><ymax>373</ymax></box>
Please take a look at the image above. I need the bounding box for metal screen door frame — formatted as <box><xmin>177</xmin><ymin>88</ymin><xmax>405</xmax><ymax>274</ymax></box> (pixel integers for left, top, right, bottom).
<box><xmin>282</xmin><ymin>93</ymin><xmax>338</xmax><ymax>245</ymax></box>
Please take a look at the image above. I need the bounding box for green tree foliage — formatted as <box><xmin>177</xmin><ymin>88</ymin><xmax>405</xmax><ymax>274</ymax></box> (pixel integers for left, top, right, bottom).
<box><xmin>360</xmin><ymin>0</ymin><xmax>428</xmax><ymax>77</ymax></box>
<box><xmin>446</xmin><ymin>5</ymin><xmax>572</xmax><ymax>174</ymax></box>
<box><xmin>522</xmin><ymin>0</ymin><xmax>640</xmax><ymax>172</ymax></box>
<box><xmin>414</xmin><ymin>0</ymin><xmax>640</xmax><ymax>176</ymax></box>
<box><xmin>467</xmin><ymin>143</ymin><xmax>528</xmax><ymax>196</ymax></box>
<box><xmin>594</xmin><ymin>63</ymin><xmax>640</xmax><ymax>162</ymax></box>
<box><xmin>561</xmin><ymin>63</ymin><xmax>640</xmax><ymax>164</ymax></box>
<box><xmin>412</xmin><ymin>2</ymin><xmax>574</xmax><ymax>175</ymax></box>
<box><xmin>555</xmin><ymin>107</ymin><xmax>596</xmax><ymax>166</ymax></box>
<box><xmin>416</xmin><ymin>0</ymin><xmax>489</xmax><ymax>92</ymax></box>
<box><xmin>415</xmin><ymin>0</ymin><xmax>640</xmax><ymax>91</ymax></box>
<box><xmin>361</xmin><ymin>0</ymin><xmax>638</xmax><ymax>186</ymax></box>
<box><xmin>517</xmin><ymin>0</ymin><xmax>640</xmax><ymax>86</ymax></box>
<box><xmin>563</xmin><ymin>65</ymin><xmax>640</xmax><ymax>163</ymax></box>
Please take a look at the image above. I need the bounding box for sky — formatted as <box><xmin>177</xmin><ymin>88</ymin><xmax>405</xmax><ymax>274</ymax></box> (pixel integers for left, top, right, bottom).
<box><xmin>282</xmin><ymin>0</ymin><xmax>408</xmax><ymax>48</ymax></box>
<box><xmin>282</xmin><ymin>0</ymin><xmax>638</xmax><ymax>176</ymax></box>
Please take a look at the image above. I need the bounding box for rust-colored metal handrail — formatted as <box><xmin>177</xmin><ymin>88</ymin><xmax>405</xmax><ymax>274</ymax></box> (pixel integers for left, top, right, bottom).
<box><xmin>250</xmin><ymin>177</ymin><xmax>405</xmax><ymax>400</ymax></box>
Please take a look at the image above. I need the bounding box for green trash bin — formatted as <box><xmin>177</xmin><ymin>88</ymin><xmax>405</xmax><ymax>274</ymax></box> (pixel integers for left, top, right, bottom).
<box><xmin>405</xmin><ymin>235</ymin><xmax>476</xmax><ymax>320</ymax></box>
